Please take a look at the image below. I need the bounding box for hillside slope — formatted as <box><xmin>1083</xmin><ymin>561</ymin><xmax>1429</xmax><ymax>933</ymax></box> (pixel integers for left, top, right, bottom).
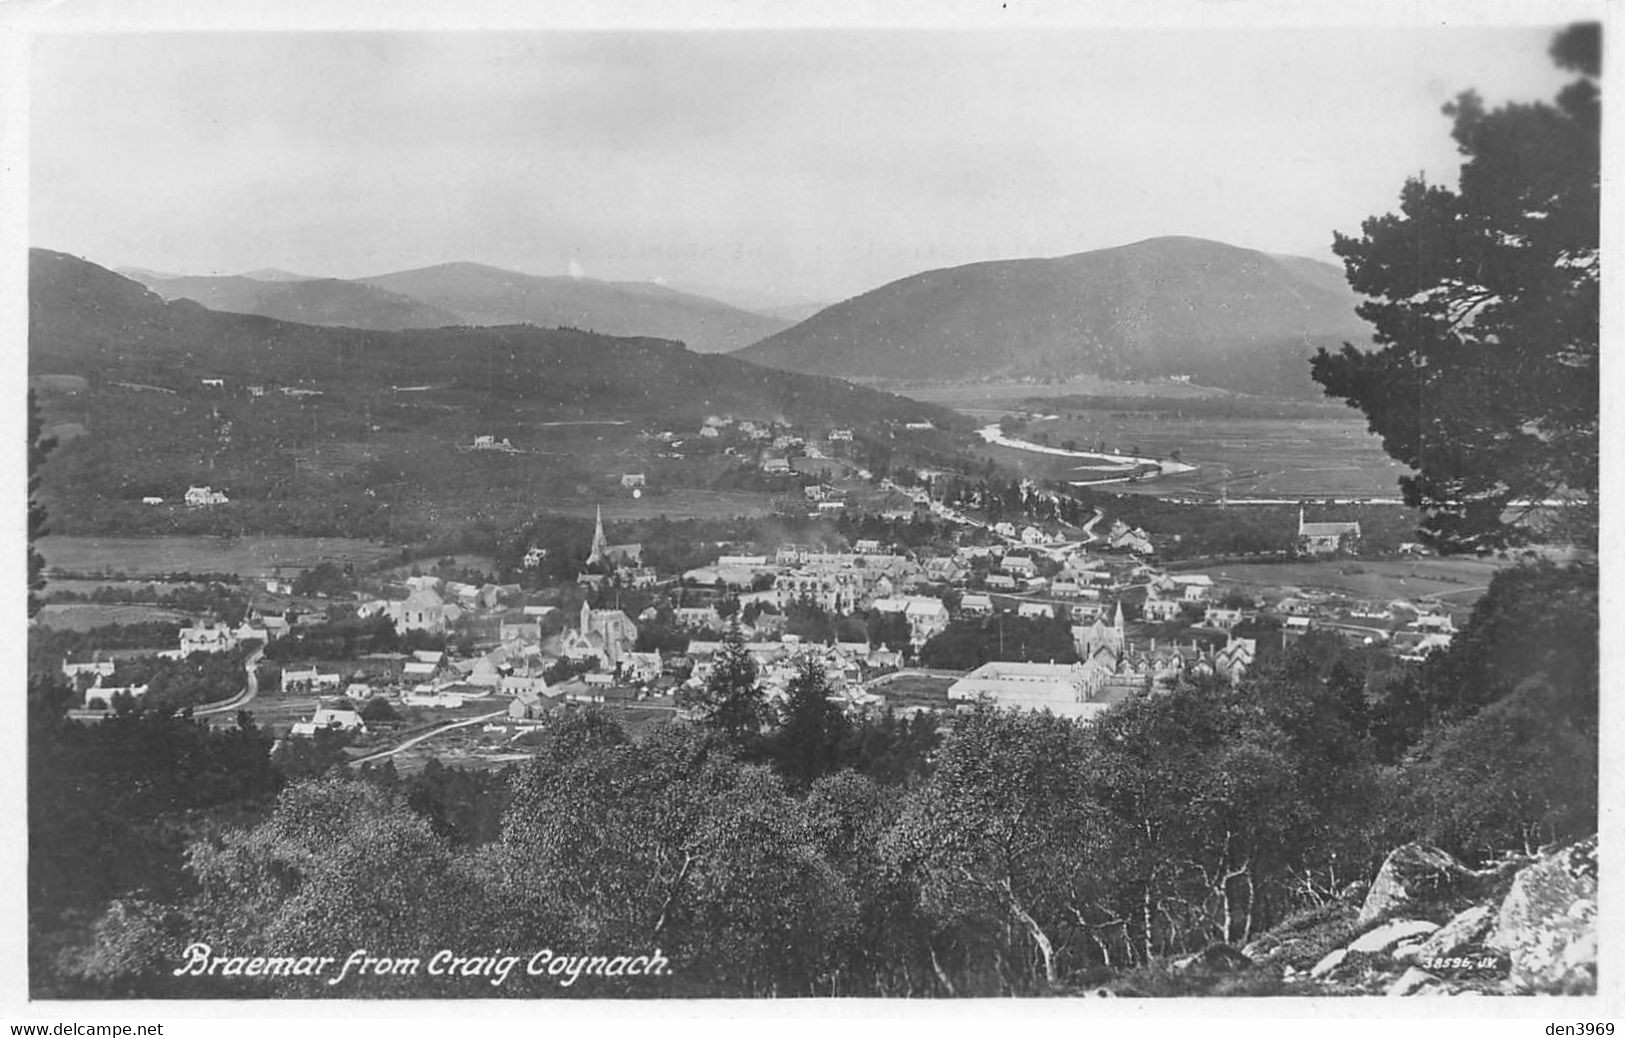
<box><xmin>127</xmin><ymin>272</ymin><xmax>466</xmax><ymax>331</ymax></box>
<box><xmin>32</xmin><ymin>249</ymin><xmax>950</xmax><ymax>426</ymax></box>
<box><xmin>737</xmin><ymin>236</ymin><xmax>1371</xmax><ymax>396</ymax></box>
<box><xmin>29</xmin><ymin>249</ymin><xmax>961</xmax><ymax>537</ymax></box>
<box><xmin>359</xmin><ymin>262</ymin><xmax>793</xmax><ymax>353</ymax></box>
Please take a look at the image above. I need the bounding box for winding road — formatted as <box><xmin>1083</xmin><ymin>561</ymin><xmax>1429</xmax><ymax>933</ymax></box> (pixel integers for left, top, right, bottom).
<box><xmin>194</xmin><ymin>645</ymin><xmax>264</xmax><ymax>718</ymax></box>
<box><xmin>345</xmin><ymin>708</ymin><xmax>510</xmax><ymax>767</ymax></box>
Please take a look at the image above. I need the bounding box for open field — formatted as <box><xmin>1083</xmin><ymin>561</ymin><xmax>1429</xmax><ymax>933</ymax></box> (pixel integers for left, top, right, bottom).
<box><xmin>892</xmin><ymin>375</ymin><xmax>1227</xmax><ymax>415</ymax></box>
<box><xmin>1206</xmin><ymin>557</ymin><xmax>1516</xmax><ymax>607</ymax></box>
<box><xmin>976</xmin><ymin>411</ymin><xmax>1405</xmax><ymax>500</ymax></box>
<box><xmin>40</xmin><ymin>536</ymin><xmax>403</xmax><ymax>577</ymax></box>
<box><xmin>542</xmin><ymin>489</ymin><xmax>781</xmax><ymax>522</ymax></box>
<box><xmin>46</xmin><ymin>578</ymin><xmax>216</xmax><ymax>594</ymax></box>
<box><xmin>35</xmin><ymin>603</ymin><xmax>190</xmax><ymax>631</ymax></box>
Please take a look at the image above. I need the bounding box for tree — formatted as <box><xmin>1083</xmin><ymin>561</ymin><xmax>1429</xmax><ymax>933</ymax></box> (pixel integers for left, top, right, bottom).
<box><xmin>28</xmin><ymin>390</ymin><xmax>58</xmax><ymax>618</ymax></box>
<box><xmin>772</xmin><ymin>654</ymin><xmax>849</xmax><ymax>786</ymax></box>
<box><xmin>703</xmin><ymin>624</ymin><xmax>765</xmax><ymax>739</ymax></box>
<box><xmin>884</xmin><ymin>707</ymin><xmax>1103</xmax><ymax>991</ymax></box>
<box><xmin>498</xmin><ymin>721</ymin><xmax>855</xmax><ymax>996</ymax></box>
<box><xmin>1310</xmin><ymin>23</ymin><xmax>1599</xmax><ymax>553</ymax></box>
<box><xmin>173</xmin><ymin>775</ymin><xmax>497</xmax><ymax>997</ymax></box>
<box><xmin>866</xmin><ymin>609</ymin><xmax>911</xmax><ymax>652</ymax></box>
<box><xmin>359</xmin><ymin>696</ymin><xmax>399</xmax><ymax>723</ymax></box>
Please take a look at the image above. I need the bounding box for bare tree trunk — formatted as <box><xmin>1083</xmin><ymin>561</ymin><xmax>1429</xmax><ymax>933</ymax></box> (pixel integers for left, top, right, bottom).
<box><xmin>1241</xmin><ymin>873</ymin><xmax>1256</xmax><ymax>944</ymax></box>
<box><xmin>1086</xmin><ymin>930</ymin><xmax>1111</xmax><ymax>968</ymax></box>
<box><xmin>929</xmin><ymin>944</ymin><xmax>957</xmax><ymax>997</ymax></box>
<box><xmin>1005</xmin><ymin>892</ymin><xmax>1058</xmax><ymax>987</ymax></box>
<box><xmin>1142</xmin><ymin>886</ymin><xmax>1154</xmax><ymax>964</ymax></box>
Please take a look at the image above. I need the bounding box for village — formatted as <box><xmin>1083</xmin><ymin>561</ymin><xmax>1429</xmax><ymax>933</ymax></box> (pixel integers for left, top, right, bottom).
<box><xmin>55</xmin><ymin>441</ymin><xmax>1474</xmax><ymax>773</ymax></box>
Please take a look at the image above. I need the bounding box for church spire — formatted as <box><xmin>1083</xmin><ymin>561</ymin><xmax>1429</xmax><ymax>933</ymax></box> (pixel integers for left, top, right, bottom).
<box><xmin>587</xmin><ymin>505</ymin><xmax>608</xmax><ymax>567</ymax></box>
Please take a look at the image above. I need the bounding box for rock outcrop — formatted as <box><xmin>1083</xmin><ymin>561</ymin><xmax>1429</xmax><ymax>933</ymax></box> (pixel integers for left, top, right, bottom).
<box><xmin>1348</xmin><ymin>919</ymin><xmax>1438</xmax><ymax>954</ymax></box>
<box><xmin>1489</xmin><ymin>835</ymin><xmax>1597</xmax><ymax>994</ymax></box>
<box><xmin>1358</xmin><ymin>842</ymin><xmax>1482</xmax><ymax>925</ymax></box>
<box><xmin>1191</xmin><ymin>834</ymin><xmax>1600</xmax><ymax>997</ymax></box>
<box><xmin>1413</xmin><ymin>904</ymin><xmax>1496</xmax><ymax>962</ymax></box>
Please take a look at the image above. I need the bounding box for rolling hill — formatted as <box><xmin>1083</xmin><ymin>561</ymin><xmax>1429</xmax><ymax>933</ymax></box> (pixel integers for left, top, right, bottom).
<box><xmin>127</xmin><ymin>272</ymin><xmax>465</xmax><ymax>331</ymax></box>
<box><xmin>736</xmin><ymin>236</ymin><xmax>1373</xmax><ymax>396</ymax></box>
<box><xmin>32</xmin><ymin>249</ymin><xmax>952</xmax><ymax>425</ymax></box>
<box><xmin>119</xmin><ymin>261</ymin><xmax>796</xmax><ymax>351</ymax></box>
<box><xmin>357</xmin><ymin>262</ymin><xmax>793</xmax><ymax>353</ymax></box>
<box><xmin>29</xmin><ymin>249</ymin><xmax>962</xmax><ymax>537</ymax></box>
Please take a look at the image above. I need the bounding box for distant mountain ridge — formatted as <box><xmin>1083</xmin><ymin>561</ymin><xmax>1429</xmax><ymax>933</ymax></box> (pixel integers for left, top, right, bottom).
<box><xmin>29</xmin><ymin>248</ymin><xmax>962</xmax><ymax>538</ymax></box>
<box><xmin>735</xmin><ymin>236</ymin><xmax>1372</xmax><ymax>397</ymax></box>
<box><xmin>31</xmin><ymin>248</ymin><xmax>952</xmax><ymax>428</ymax></box>
<box><xmin>120</xmin><ymin>260</ymin><xmax>794</xmax><ymax>351</ymax></box>
<box><xmin>129</xmin><ymin>272</ymin><xmax>464</xmax><ymax>331</ymax></box>
<box><xmin>240</xmin><ymin>267</ymin><xmax>317</xmax><ymax>283</ymax></box>
<box><xmin>357</xmin><ymin>262</ymin><xmax>792</xmax><ymax>353</ymax></box>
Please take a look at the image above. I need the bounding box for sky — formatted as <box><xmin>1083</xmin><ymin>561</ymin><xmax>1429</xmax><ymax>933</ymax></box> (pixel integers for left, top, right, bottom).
<box><xmin>27</xmin><ymin>14</ymin><xmax>1587</xmax><ymax>306</ymax></box>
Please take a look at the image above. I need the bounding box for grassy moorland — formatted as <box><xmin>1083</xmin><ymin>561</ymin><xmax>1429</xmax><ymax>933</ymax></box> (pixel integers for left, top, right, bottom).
<box><xmin>1204</xmin><ymin>556</ymin><xmax>1516</xmax><ymax>605</ymax></box>
<box><xmin>978</xmin><ymin>411</ymin><xmax>1402</xmax><ymax>500</ymax></box>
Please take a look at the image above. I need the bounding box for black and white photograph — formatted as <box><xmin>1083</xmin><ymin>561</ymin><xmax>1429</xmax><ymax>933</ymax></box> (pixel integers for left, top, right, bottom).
<box><xmin>5</xmin><ymin>0</ymin><xmax>1611</xmax><ymax>1025</ymax></box>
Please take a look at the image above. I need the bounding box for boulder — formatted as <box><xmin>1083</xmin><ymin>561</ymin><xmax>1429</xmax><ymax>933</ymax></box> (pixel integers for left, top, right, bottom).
<box><xmin>1391</xmin><ymin>941</ymin><xmax>1427</xmax><ymax>965</ymax></box>
<box><xmin>1309</xmin><ymin>948</ymin><xmax>1348</xmax><ymax>979</ymax></box>
<box><xmin>1387</xmin><ymin>967</ymin><xmax>1447</xmax><ymax>997</ymax></box>
<box><xmin>1348</xmin><ymin>919</ymin><xmax>1438</xmax><ymax>954</ymax></box>
<box><xmin>1491</xmin><ymin>835</ymin><xmax>1598</xmax><ymax>994</ymax></box>
<box><xmin>1358</xmin><ymin>842</ymin><xmax>1478</xmax><ymax>925</ymax></box>
<box><xmin>1413</xmin><ymin>904</ymin><xmax>1496</xmax><ymax>962</ymax></box>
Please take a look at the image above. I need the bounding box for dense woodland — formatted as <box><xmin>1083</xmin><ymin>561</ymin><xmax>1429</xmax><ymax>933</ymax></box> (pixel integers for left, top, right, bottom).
<box><xmin>26</xmin><ymin>558</ymin><xmax>1595</xmax><ymax>997</ymax></box>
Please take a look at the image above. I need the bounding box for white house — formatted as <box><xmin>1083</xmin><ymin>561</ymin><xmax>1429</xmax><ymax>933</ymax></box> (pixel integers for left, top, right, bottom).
<box><xmin>62</xmin><ymin>657</ymin><xmax>117</xmax><ymax>680</ymax></box>
<box><xmin>179</xmin><ymin>622</ymin><xmax>237</xmax><ymax>655</ymax></box>
<box><xmin>290</xmin><ymin>708</ymin><xmax>366</xmax><ymax>736</ymax></box>
<box><xmin>83</xmin><ymin>681</ymin><xmax>148</xmax><ymax>709</ymax></box>
<box><xmin>1001</xmin><ymin>555</ymin><xmax>1038</xmax><ymax>578</ymax></box>
<box><xmin>402</xmin><ymin>659</ymin><xmax>440</xmax><ymax>683</ymax></box>
<box><xmin>621</xmin><ymin>651</ymin><xmax>663</xmax><ymax>684</ymax></box>
<box><xmin>1142</xmin><ymin>594</ymin><xmax>1185</xmax><ymax>623</ymax></box>
<box><xmin>958</xmin><ymin>593</ymin><xmax>994</xmax><ymax>617</ymax></box>
<box><xmin>184</xmin><ymin>485</ymin><xmax>229</xmax><ymax>507</ymax></box>
<box><xmin>386</xmin><ymin>586</ymin><xmax>455</xmax><ymax>635</ymax></box>
<box><xmin>903</xmin><ymin>597</ymin><xmax>951</xmax><ymax>644</ymax></box>
<box><xmin>233</xmin><ymin>619</ymin><xmax>269</xmax><ymax>644</ymax></box>
<box><xmin>1298</xmin><ymin>510</ymin><xmax>1361</xmax><ymax>554</ymax></box>
<box><xmin>1411</xmin><ymin>613</ymin><xmax>1456</xmax><ymax>634</ymax></box>
<box><xmin>281</xmin><ymin>665</ymin><xmax>341</xmax><ymax>693</ymax></box>
<box><xmin>1203</xmin><ymin>606</ymin><xmax>1244</xmax><ymax>632</ymax></box>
